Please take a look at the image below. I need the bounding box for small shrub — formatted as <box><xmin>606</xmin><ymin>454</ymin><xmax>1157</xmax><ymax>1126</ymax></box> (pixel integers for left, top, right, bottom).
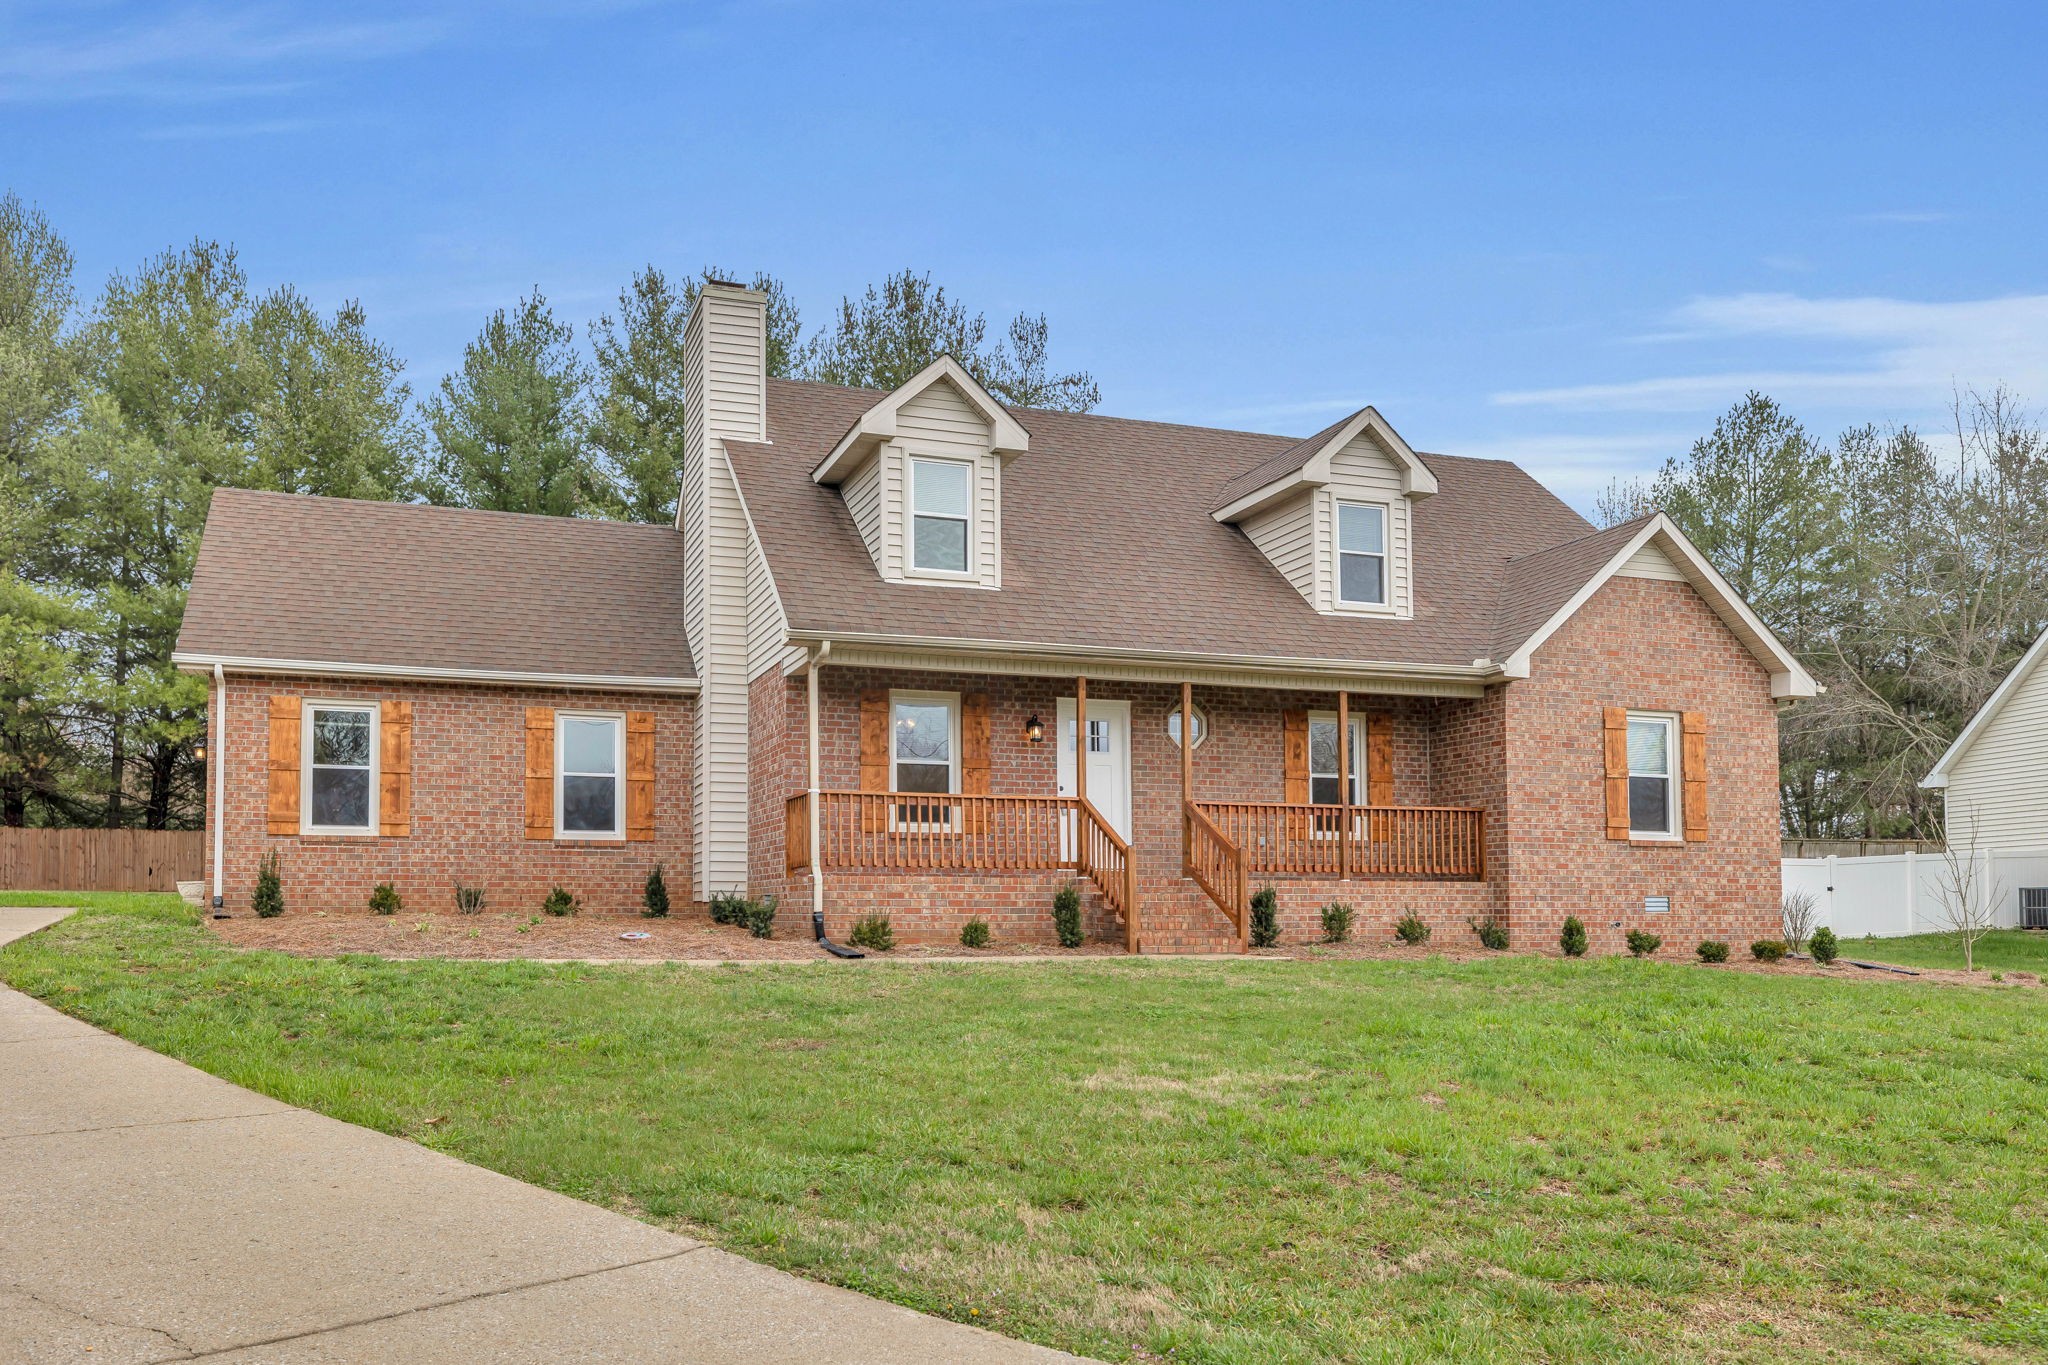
<box><xmin>642</xmin><ymin>864</ymin><xmax>670</xmax><ymax>918</ymax></box>
<box><xmin>1394</xmin><ymin>913</ymin><xmax>1431</xmax><ymax>946</ymax></box>
<box><xmin>1751</xmin><ymin>939</ymin><xmax>1788</xmax><ymax>963</ymax></box>
<box><xmin>708</xmin><ymin>890</ymin><xmax>747</xmax><ymax>926</ymax></box>
<box><xmin>1625</xmin><ymin>928</ymin><xmax>1662</xmax><ymax>958</ymax></box>
<box><xmin>1560</xmin><ymin>916</ymin><xmax>1588</xmax><ymax>957</ymax></box>
<box><xmin>542</xmin><ymin>886</ymin><xmax>579</xmax><ymax>917</ymax></box>
<box><xmin>1249</xmin><ymin>885</ymin><xmax>1280</xmax><ymax>948</ymax></box>
<box><xmin>1696</xmin><ymin>939</ymin><xmax>1730</xmax><ymax>963</ymax></box>
<box><xmin>1053</xmin><ymin>882</ymin><xmax>1084</xmax><ymax>948</ymax></box>
<box><xmin>745</xmin><ymin>895</ymin><xmax>777</xmax><ymax>939</ymax></box>
<box><xmin>453</xmin><ymin>883</ymin><xmax>485</xmax><ymax>915</ymax></box>
<box><xmin>1808</xmin><ymin>926</ymin><xmax>1839</xmax><ymax>964</ymax></box>
<box><xmin>368</xmin><ymin>882</ymin><xmax>401</xmax><ymax>916</ymax></box>
<box><xmin>960</xmin><ymin>918</ymin><xmax>990</xmax><ymax>949</ymax></box>
<box><xmin>1781</xmin><ymin>889</ymin><xmax>1818</xmax><ymax>953</ymax></box>
<box><xmin>849</xmin><ymin>915</ymin><xmax>894</xmax><ymax>951</ymax></box>
<box><xmin>1320</xmin><ymin>901</ymin><xmax>1355</xmax><ymax>944</ymax></box>
<box><xmin>1471</xmin><ymin>914</ymin><xmax>1510</xmax><ymax>951</ymax></box>
<box><xmin>251</xmin><ymin>852</ymin><xmax>284</xmax><ymax>918</ymax></box>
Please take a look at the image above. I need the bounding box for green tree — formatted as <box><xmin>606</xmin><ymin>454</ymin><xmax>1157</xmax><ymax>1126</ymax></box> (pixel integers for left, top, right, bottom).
<box><xmin>247</xmin><ymin>287</ymin><xmax>420</xmax><ymax>500</ymax></box>
<box><xmin>798</xmin><ymin>269</ymin><xmax>1098</xmax><ymax>411</ymax></box>
<box><xmin>424</xmin><ymin>290</ymin><xmax>602</xmax><ymax>516</ymax></box>
<box><xmin>0</xmin><ymin>192</ymin><xmax>79</xmax><ymax>476</ymax></box>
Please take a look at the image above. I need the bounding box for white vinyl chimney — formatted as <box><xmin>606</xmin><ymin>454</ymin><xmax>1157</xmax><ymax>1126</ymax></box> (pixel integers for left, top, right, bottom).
<box><xmin>680</xmin><ymin>281</ymin><xmax>767</xmax><ymax>901</ymax></box>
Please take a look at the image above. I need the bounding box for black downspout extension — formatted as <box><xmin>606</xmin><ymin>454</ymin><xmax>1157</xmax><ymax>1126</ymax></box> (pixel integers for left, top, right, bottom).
<box><xmin>814</xmin><ymin>906</ymin><xmax>863</xmax><ymax>958</ymax></box>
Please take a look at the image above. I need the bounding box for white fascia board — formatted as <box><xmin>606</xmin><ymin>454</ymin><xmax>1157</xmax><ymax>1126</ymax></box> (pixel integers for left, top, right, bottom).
<box><xmin>812</xmin><ymin>355</ymin><xmax>1029</xmax><ymax>484</ymax></box>
<box><xmin>1212</xmin><ymin>472</ymin><xmax>1323</xmax><ymax>524</ymax></box>
<box><xmin>172</xmin><ymin>652</ymin><xmax>699</xmax><ymax>693</ymax></box>
<box><xmin>1498</xmin><ymin>514</ymin><xmax>1819</xmax><ymax>699</ymax></box>
<box><xmin>782</xmin><ymin>627</ymin><xmax>1490</xmax><ymax>686</ymax></box>
<box><xmin>1921</xmin><ymin>626</ymin><xmax>2048</xmax><ymax>787</ymax></box>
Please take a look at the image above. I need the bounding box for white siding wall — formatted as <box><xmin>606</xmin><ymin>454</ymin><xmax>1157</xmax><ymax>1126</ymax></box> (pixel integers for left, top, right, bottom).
<box><xmin>1617</xmin><ymin>541</ymin><xmax>1686</xmax><ymax>580</ymax></box>
<box><xmin>742</xmin><ymin>503</ymin><xmax>791</xmax><ymax>682</ymax></box>
<box><xmin>1945</xmin><ymin>657</ymin><xmax>2048</xmax><ymax>851</ymax></box>
<box><xmin>1318</xmin><ymin>430</ymin><xmax>1413</xmax><ymax>617</ymax></box>
<box><xmin>1242</xmin><ymin>497</ymin><xmax>1316</xmax><ymax>607</ymax></box>
<box><xmin>842</xmin><ymin>455</ymin><xmax>884</xmax><ymax>570</ymax></box>
<box><xmin>680</xmin><ymin>286</ymin><xmax>765</xmax><ymax>899</ymax></box>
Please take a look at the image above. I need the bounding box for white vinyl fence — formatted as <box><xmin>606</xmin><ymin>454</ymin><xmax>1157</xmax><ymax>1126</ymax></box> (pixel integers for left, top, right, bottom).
<box><xmin>1781</xmin><ymin>850</ymin><xmax>2046</xmax><ymax>939</ymax></box>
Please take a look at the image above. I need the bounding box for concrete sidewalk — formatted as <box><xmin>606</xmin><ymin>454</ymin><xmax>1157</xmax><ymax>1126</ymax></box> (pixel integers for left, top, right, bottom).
<box><xmin>0</xmin><ymin>907</ymin><xmax>1079</xmax><ymax>1363</ymax></box>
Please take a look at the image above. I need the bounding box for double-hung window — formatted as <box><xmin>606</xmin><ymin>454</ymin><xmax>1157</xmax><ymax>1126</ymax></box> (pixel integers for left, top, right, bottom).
<box><xmin>304</xmin><ymin>702</ymin><xmax>377</xmax><ymax>834</ymax></box>
<box><xmin>1308</xmin><ymin>713</ymin><xmax>1365</xmax><ymax>806</ymax></box>
<box><xmin>892</xmin><ymin>691</ymin><xmax>958</xmax><ymax>826</ymax></box>
<box><xmin>557</xmin><ymin>712</ymin><xmax>624</xmax><ymax>839</ymax></box>
<box><xmin>909</xmin><ymin>457</ymin><xmax>972</xmax><ymax>575</ymax></box>
<box><xmin>1626</xmin><ymin>713</ymin><xmax>1679</xmax><ymax>839</ymax></box>
<box><xmin>1335</xmin><ymin>501</ymin><xmax>1388</xmax><ymax>607</ymax></box>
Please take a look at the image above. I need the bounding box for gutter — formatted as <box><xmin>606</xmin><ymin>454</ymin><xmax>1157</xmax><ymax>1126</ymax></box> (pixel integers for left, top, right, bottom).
<box><xmin>173</xmin><ymin>652</ymin><xmax>698</xmax><ymax>694</ymax></box>
<box><xmin>211</xmin><ymin>664</ymin><xmax>226</xmax><ymax>915</ymax></box>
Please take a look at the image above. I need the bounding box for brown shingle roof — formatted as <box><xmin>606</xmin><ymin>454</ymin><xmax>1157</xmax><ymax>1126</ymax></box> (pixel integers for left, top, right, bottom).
<box><xmin>728</xmin><ymin>378</ymin><xmax>1599</xmax><ymax>671</ymax></box>
<box><xmin>1209</xmin><ymin>409</ymin><xmax>1359</xmax><ymax>511</ymax></box>
<box><xmin>176</xmin><ymin>489</ymin><xmax>694</xmax><ymax>682</ymax></box>
<box><xmin>1491</xmin><ymin>516</ymin><xmax>1653</xmax><ymax>663</ymax></box>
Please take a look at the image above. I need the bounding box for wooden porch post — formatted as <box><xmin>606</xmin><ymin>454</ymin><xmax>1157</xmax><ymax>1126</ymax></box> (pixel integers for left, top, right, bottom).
<box><xmin>1180</xmin><ymin>682</ymin><xmax>1194</xmax><ymax>873</ymax></box>
<box><xmin>1336</xmin><ymin>690</ymin><xmax>1350</xmax><ymax>880</ymax></box>
<box><xmin>1074</xmin><ymin>676</ymin><xmax>1088</xmax><ymax>808</ymax></box>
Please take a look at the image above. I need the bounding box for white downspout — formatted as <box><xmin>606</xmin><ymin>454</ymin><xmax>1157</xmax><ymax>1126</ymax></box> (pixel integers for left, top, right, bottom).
<box><xmin>211</xmin><ymin>664</ymin><xmax>226</xmax><ymax>912</ymax></box>
<box><xmin>808</xmin><ymin>641</ymin><xmax>830</xmax><ymax>919</ymax></box>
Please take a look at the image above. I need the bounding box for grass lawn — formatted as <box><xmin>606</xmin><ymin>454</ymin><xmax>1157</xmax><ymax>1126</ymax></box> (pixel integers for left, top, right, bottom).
<box><xmin>4</xmin><ymin>892</ymin><xmax>2045</xmax><ymax>1364</ymax></box>
<box><xmin>1853</xmin><ymin>928</ymin><xmax>2048</xmax><ymax>975</ymax></box>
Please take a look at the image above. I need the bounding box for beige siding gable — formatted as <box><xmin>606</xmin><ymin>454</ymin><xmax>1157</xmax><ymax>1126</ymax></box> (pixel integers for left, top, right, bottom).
<box><xmin>1318</xmin><ymin>429</ymin><xmax>1413</xmax><ymax>617</ymax></box>
<box><xmin>842</xmin><ymin>454</ymin><xmax>884</xmax><ymax>570</ymax></box>
<box><xmin>1946</xmin><ymin>660</ymin><xmax>2048</xmax><ymax>850</ymax></box>
<box><xmin>1617</xmin><ymin>541</ymin><xmax>1686</xmax><ymax>581</ymax></box>
<box><xmin>1242</xmin><ymin>496</ymin><xmax>1316</xmax><ymax>607</ymax></box>
<box><xmin>843</xmin><ymin>376</ymin><xmax>1005</xmax><ymax>589</ymax></box>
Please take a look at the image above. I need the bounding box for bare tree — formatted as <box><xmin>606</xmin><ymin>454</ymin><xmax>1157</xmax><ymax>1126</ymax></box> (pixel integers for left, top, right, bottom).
<box><xmin>1930</xmin><ymin>805</ymin><xmax>2004</xmax><ymax>971</ymax></box>
<box><xmin>1780</xmin><ymin>889</ymin><xmax>1819</xmax><ymax>953</ymax></box>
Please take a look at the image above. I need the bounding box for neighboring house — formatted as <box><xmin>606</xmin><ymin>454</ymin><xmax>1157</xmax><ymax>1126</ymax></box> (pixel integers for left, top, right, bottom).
<box><xmin>175</xmin><ymin>281</ymin><xmax>1815</xmax><ymax>953</ymax></box>
<box><xmin>1922</xmin><ymin>630</ymin><xmax>2048</xmax><ymax>926</ymax></box>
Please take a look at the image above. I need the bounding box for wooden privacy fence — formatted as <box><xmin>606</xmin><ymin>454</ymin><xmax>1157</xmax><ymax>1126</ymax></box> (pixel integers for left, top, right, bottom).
<box><xmin>0</xmin><ymin>828</ymin><xmax>203</xmax><ymax>893</ymax></box>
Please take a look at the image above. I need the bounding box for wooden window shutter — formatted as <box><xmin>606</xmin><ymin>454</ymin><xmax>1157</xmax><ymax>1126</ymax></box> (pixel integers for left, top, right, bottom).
<box><xmin>960</xmin><ymin>692</ymin><xmax>990</xmax><ymax>833</ymax></box>
<box><xmin>1681</xmin><ymin>711</ymin><xmax>1708</xmax><ymax>843</ymax></box>
<box><xmin>266</xmin><ymin>695</ymin><xmax>301</xmax><ymax>835</ymax></box>
<box><xmin>379</xmin><ymin>700</ymin><xmax>412</xmax><ymax>837</ymax></box>
<box><xmin>1366</xmin><ymin>712</ymin><xmax>1395</xmax><ymax>807</ymax></box>
<box><xmin>1602</xmin><ymin>706</ymin><xmax>1630</xmax><ymax>841</ymax></box>
<box><xmin>525</xmin><ymin>707</ymin><xmax>554</xmax><ymax>840</ymax></box>
<box><xmin>859</xmin><ymin>690</ymin><xmax>889</xmax><ymax>832</ymax></box>
<box><xmin>1282</xmin><ymin>709</ymin><xmax>1310</xmax><ymax>804</ymax></box>
<box><xmin>626</xmin><ymin>711</ymin><xmax>656</xmax><ymax>841</ymax></box>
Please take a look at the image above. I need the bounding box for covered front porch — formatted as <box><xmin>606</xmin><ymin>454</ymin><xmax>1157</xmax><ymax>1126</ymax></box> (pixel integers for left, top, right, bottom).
<box><xmin>774</xmin><ymin>665</ymin><xmax>1496</xmax><ymax>954</ymax></box>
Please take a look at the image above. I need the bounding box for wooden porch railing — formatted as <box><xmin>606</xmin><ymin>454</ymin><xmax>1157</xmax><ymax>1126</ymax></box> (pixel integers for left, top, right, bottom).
<box><xmin>785</xmin><ymin>792</ymin><xmax>811</xmax><ymax>872</ymax></box>
<box><xmin>1075</xmin><ymin>797</ymin><xmax>1139</xmax><ymax>953</ymax></box>
<box><xmin>811</xmin><ymin>791</ymin><xmax>1080</xmax><ymax>871</ymax></box>
<box><xmin>1184</xmin><ymin>801</ymin><xmax>1249</xmax><ymax>949</ymax></box>
<box><xmin>1194</xmin><ymin>802</ymin><xmax>1486</xmax><ymax>880</ymax></box>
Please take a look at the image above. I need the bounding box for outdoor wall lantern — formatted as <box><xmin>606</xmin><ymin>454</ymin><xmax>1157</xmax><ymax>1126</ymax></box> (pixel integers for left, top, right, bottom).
<box><xmin>1024</xmin><ymin>713</ymin><xmax>1045</xmax><ymax>744</ymax></box>
<box><xmin>193</xmin><ymin>740</ymin><xmax>206</xmax><ymax>763</ymax></box>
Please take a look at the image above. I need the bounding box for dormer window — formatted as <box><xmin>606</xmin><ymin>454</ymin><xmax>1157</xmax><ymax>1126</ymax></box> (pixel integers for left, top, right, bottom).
<box><xmin>1335</xmin><ymin>501</ymin><xmax>1388</xmax><ymax>607</ymax></box>
<box><xmin>910</xmin><ymin>456</ymin><xmax>972</xmax><ymax>575</ymax></box>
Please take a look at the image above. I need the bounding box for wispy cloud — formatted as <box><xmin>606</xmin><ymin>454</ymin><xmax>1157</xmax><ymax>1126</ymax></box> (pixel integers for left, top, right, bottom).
<box><xmin>1493</xmin><ymin>292</ymin><xmax>2048</xmax><ymax>413</ymax></box>
<box><xmin>0</xmin><ymin>4</ymin><xmax>446</xmax><ymax>103</ymax></box>
<box><xmin>1435</xmin><ymin>432</ymin><xmax>1694</xmax><ymax>503</ymax></box>
<box><xmin>139</xmin><ymin>115</ymin><xmax>339</xmax><ymax>140</ymax></box>
<box><xmin>1853</xmin><ymin>210</ymin><xmax>1954</xmax><ymax>224</ymax></box>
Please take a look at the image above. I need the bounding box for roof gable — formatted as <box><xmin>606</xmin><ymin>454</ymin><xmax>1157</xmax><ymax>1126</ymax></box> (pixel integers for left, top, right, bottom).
<box><xmin>812</xmin><ymin>356</ymin><xmax>1030</xmax><ymax>484</ymax></box>
<box><xmin>1213</xmin><ymin>406</ymin><xmax>1438</xmax><ymax>523</ymax></box>
<box><xmin>1922</xmin><ymin>627</ymin><xmax>2048</xmax><ymax>788</ymax></box>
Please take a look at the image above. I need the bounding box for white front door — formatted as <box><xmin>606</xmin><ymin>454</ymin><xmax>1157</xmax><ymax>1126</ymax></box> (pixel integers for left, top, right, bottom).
<box><xmin>1057</xmin><ymin>698</ymin><xmax>1132</xmax><ymax>843</ymax></box>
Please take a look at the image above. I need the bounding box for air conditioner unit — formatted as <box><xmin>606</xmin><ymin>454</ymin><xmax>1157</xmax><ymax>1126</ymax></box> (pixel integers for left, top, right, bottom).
<box><xmin>2022</xmin><ymin>887</ymin><xmax>2048</xmax><ymax>930</ymax></box>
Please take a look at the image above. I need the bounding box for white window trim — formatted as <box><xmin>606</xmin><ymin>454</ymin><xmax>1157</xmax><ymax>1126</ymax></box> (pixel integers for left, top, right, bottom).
<box><xmin>554</xmin><ymin>710</ymin><xmax>626</xmax><ymax>841</ymax></box>
<box><xmin>1332</xmin><ymin>498</ymin><xmax>1392</xmax><ymax>611</ymax></box>
<box><xmin>889</xmin><ymin>689</ymin><xmax>961</xmax><ymax>793</ymax></box>
<box><xmin>1307</xmin><ymin>711</ymin><xmax>1367</xmax><ymax>807</ymax></box>
<box><xmin>301</xmin><ymin>700</ymin><xmax>379</xmax><ymax>836</ymax></box>
<box><xmin>1626</xmin><ymin>711</ymin><xmax>1681</xmax><ymax>841</ymax></box>
<box><xmin>905</xmin><ymin>453</ymin><xmax>976</xmax><ymax>581</ymax></box>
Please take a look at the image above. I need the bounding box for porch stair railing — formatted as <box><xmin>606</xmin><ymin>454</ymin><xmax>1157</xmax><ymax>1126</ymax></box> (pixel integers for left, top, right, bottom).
<box><xmin>1183</xmin><ymin>800</ymin><xmax>1250</xmax><ymax>951</ymax></box>
<box><xmin>1075</xmin><ymin>796</ymin><xmax>1139</xmax><ymax>954</ymax></box>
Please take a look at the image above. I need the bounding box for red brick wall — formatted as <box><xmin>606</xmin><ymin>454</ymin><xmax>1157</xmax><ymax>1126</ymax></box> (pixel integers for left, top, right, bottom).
<box><xmin>1501</xmin><ymin>575</ymin><xmax>1781</xmax><ymax>954</ymax></box>
<box><xmin>205</xmin><ymin>675</ymin><xmax>692</xmax><ymax>916</ymax></box>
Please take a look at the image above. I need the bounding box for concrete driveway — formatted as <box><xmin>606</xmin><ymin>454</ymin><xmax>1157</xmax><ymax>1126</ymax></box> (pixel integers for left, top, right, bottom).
<box><xmin>0</xmin><ymin>906</ymin><xmax>1079</xmax><ymax>1363</ymax></box>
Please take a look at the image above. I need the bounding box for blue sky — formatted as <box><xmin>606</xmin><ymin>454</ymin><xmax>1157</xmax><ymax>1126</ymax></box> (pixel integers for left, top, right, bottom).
<box><xmin>7</xmin><ymin>0</ymin><xmax>2047</xmax><ymax>511</ymax></box>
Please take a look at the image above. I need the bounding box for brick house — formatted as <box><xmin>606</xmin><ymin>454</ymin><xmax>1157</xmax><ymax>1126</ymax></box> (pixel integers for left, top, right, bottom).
<box><xmin>176</xmin><ymin>281</ymin><xmax>1814</xmax><ymax>953</ymax></box>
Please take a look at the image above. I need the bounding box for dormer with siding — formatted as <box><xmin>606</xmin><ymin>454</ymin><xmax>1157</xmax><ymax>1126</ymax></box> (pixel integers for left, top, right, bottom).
<box><xmin>811</xmin><ymin>357</ymin><xmax>1029</xmax><ymax>590</ymax></box>
<box><xmin>1212</xmin><ymin>407</ymin><xmax>1436</xmax><ymax>619</ymax></box>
